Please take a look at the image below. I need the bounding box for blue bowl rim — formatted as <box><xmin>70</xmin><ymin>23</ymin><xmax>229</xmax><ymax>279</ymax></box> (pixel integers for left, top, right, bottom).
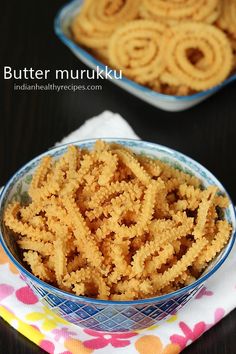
<box><xmin>0</xmin><ymin>137</ymin><xmax>235</xmax><ymax>305</ymax></box>
<box><xmin>54</xmin><ymin>0</ymin><xmax>236</xmax><ymax>103</ymax></box>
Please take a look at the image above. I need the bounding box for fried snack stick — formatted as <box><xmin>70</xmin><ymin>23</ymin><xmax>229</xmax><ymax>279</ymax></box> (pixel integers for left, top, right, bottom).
<box><xmin>114</xmin><ymin>149</ymin><xmax>152</xmax><ymax>186</ymax></box>
<box><xmin>63</xmin><ymin>197</ymin><xmax>103</xmax><ymax>269</ymax></box>
<box><xmin>29</xmin><ymin>156</ymin><xmax>52</xmax><ymax>194</ymax></box>
<box><xmin>29</xmin><ymin>155</ymin><xmax>67</xmax><ymax>201</ymax></box>
<box><xmin>193</xmin><ymin>220</ymin><xmax>232</xmax><ymax>272</ymax></box>
<box><xmin>153</xmin><ymin>160</ymin><xmax>201</xmax><ymax>187</ymax></box>
<box><xmin>63</xmin><ymin>268</ymin><xmax>92</xmax><ymax>294</ymax></box>
<box><xmin>67</xmin><ymin>255</ymin><xmax>87</xmax><ymax>273</ymax></box>
<box><xmin>46</xmin><ymin>220</ymin><xmax>68</xmax><ymax>285</ymax></box>
<box><xmin>23</xmin><ymin>251</ymin><xmax>55</xmax><ymax>282</ymax></box>
<box><xmin>108</xmin><ymin>241</ymin><xmax>132</xmax><ymax>284</ymax></box>
<box><xmin>143</xmin><ymin>244</ymin><xmax>175</xmax><ymax>276</ymax></box>
<box><xmin>88</xmin><ymin>180</ymin><xmax>142</xmax><ymax>209</ymax></box>
<box><xmin>112</xmin><ymin>180</ymin><xmax>163</xmax><ymax>240</ymax></box>
<box><xmin>131</xmin><ymin>215</ymin><xmax>194</xmax><ymax>276</ymax></box>
<box><xmin>92</xmin><ymin>150</ymin><xmax>118</xmax><ymax>186</ymax></box>
<box><xmin>108</xmin><ymin>20</ymin><xmax>166</xmax><ymax>84</ymax></box>
<box><xmin>20</xmin><ymin>201</ymin><xmax>45</xmax><ymax>221</ymax></box>
<box><xmin>18</xmin><ymin>240</ymin><xmax>53</xmax><ymax>257</ymax></box>
<box><xmin>137</xmin><ymin>156</ymin><xmax>161</xmax><ymax>177</ymax></box>
<box><xmin>63</xmin><ymin>268</ymin><xmax>110</xmax><ymax>299</ymax></box>
<box><xmin>113</xmin><ymin>278</ymin><xmax>153</xmax><ymax>300</ymax></box>
<box><xmin>193</xmin><ymin>186</ymin><xmax>217</xmax><ymax>239</ymax></box>
<box><xmin>87</xmin><ymin>180</ymin><xmax>142</xmax><ymax>214</ymax></box>
<box><xmin>64</xmin><ymin>145</ymin><xmax>80</xmax><ymax>179</ymax></box>
<box><xmin>165</xmin><ymin>22</ymin><xmax>233</xmax><ymax>91</ymax></box>
<box><xmin>152</xmin><ymin>238</ymin><xmax>208</xmax><ymax>291</ymax></box>
<box><xmin>4</xmin><ymin>203</ymin><xmax>55</xmax><ymax>242</ymax></box>
<box><xmin>178</xmin><ymin>184</ymin><xmax>203</xmax><ymax>210</ymax></box>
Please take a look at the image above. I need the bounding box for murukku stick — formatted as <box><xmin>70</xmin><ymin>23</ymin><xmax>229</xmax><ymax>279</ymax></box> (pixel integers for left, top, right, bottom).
<box><xmin>152</xmin><ymin>238</ymin><xmax>208</xmax><ymax>290</ymax></box>
<box><xmin>193</xmin><ymin>186</ymin><xmax>217</xmax><ymax>239</ymax></box>
<box><xmin>23</xmin><ymin>251</ymin><xmax>55</xmax><ymax>282</ymax></box>
<box><xmin>132</xmin><ymin>213</ymin><xmax>194</xmax><ymax>276</ymax></box>
<box><xmin>29</xmin><ymin>156</ymin><xmax>52</xmax><ymax>196</ymax></box>
<box><xmin>63</xmin><ymin>198</ymin><xmax>103</xmax><ymax>268</ymax></box>
<box><xmin>4</xmin><ymin>203</ymin><xmax>55</xmax><ymax>242</ymax></box>
<box><xmin>143</xmin><ymin>244</ymin><xmax>175</xmax><ymax>276</ymax></box>
<box><xmin>18</xmin><ymin>240</ymin><xmax>53</xmax><ymax>256</ymax></box>
<box><xmin>194</xmin><ymin>220</ymin><xmax>232</xmax><ymax>271</ymax></box>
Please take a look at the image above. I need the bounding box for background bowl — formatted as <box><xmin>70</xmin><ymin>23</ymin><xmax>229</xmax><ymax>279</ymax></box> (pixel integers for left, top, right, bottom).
<box><xmin>0</xmin><ymin>139</ymin><xmax>235</xmax><ymax>332</ymax></box>
<box><xmin>54</xmin><ymin>0</ymin><xmax>236</xmax><ymax>112</ymax></box>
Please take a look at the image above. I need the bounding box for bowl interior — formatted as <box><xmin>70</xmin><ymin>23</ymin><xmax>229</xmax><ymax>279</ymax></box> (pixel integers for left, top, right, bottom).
<box><xmin>0</xmin><ymin>138</ymin><xmax>235</xmax><ymax>302</ymax></box>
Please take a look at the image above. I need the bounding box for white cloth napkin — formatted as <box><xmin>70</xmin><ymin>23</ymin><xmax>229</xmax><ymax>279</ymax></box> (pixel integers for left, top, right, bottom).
<box><xmin>0</xmin><ymin>111</ymin><xmax>235</xmax><ymax>354</ymax></box>
<box><xmin>58</xmin><ymin>111</ymin><xmax>139</xmax><ymax>145</ymax></box>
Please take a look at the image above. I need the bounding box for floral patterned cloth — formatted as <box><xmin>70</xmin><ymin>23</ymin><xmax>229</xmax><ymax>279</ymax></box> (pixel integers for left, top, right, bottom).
<box><xmin>0</xmin><ymin>111</ymin><xmax>235</xmax><ymax>354</ymax></box>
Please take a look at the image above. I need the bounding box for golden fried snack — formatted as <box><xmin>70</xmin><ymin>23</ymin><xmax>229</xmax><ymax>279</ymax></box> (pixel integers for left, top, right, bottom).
<box><xmin>108</xmin><ymin>20</ymin><xmax>166</xmax><ymax>84</ymax></box>
<box><xmin>231</xmin><ymin>38</ymin><xmax>236</xmax><ymax>71</ymax></box>
<box><xmin>4</xmin><ymin>141</ymin><xmax>232</xmax><ymax>300</ymax></box>
<box><xmin>165</xmin><ymin>22</ymin><xmax>233</xmax><ymax>90</ymax></box>
<box><xmin>217</xmin><ymin>0</ymin><xmax>236</xmax><ymax>39</ymax></box>
<box><xmin>71</xmin><ymin>0</ymin><xmax>141</xmax><ymax>51</ymax></box>
<box><xmin>140</xmin><ymin>0</ymin><xmax>220</xmax><ymax>24</ymax></box>
<box><xmin>69</xmin><ymin>0</ymin><xmax>235</xmax><ymax>96</ymax></box>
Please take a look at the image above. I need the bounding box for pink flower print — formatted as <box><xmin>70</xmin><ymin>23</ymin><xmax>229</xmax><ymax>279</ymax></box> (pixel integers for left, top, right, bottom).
<box><xmin>170</xmin><ymin>321</ymin><xmax>206</xmax><ymax>350</ymax></box>
<box><xmin>195</xmin><ymin>286</ymin><xmax>213</xmax><ymax>299</ymax></box>
<box><xmin>39</xmin><ymin>339</ymin><xmax>55</xmax><ymax>353</ymax></box>
<box><xmin>52</xmin><ymin>328</ymin><xmax>77</xmax><ymax>342</ymax></box>
<box><xmin>0</xmin><ymin>284</ymin><xmax>14</xmax><ymax>301</ymax></box>
<box><xmin>83</xmin><ymin>329</ymin><xmax>137</xmax><ymax>349</ymax></box>
<box><xmin>16</xmin><ymin>286</ymin><xmax>38</xmax><ymax>305</ymax></box>
<box><xmin>205</xmin><ymin>308</ymin><xmax>225</xmax><ymax>331</ymax></box>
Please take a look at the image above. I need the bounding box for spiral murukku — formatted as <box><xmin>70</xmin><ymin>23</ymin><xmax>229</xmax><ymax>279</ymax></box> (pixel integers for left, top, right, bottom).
<box><xmin>69</xmin><ymin>0</ymin><xmax>235</xmax><ymax>96</ymax></box>
<box><xmin>4</xmin><ymin>141</ymin><xmax>232</xmax><ymax>300</ymax></box>
<box><xmin>165</xmin><ymin>22</ymin><xmax>233</xmax><ymax>90</ymax></box>
<box><xmin>141</xmin><ymin>0</ymin><xmax>220</xmax><ymax>24</ymax></box>
<box><xmin>217</xmin><ymin>0</ymin><xmax>236</xmax><ymax>39</ymax></box>
<box><xmin>71</xmin><ymin>0</ymin><xmax>141</xmax><ymax>51</ymax></box>
<box><xmin>108</xmin><ymin>20</ymin><xmax>166</xmax><ymax>84</ymax></box>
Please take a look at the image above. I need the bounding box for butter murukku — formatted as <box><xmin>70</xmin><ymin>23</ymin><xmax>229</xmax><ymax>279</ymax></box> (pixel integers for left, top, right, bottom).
<box><xmin>141</xmin><ymin>0</ymin><xmax>220</xmax><ymax>24</ymax></box>
<box><xmin>23</xmin><ymin>251</ymin><xmax>55</xmax><ymax>282</ymax></box>
<box><xmin>69</xmin><ymin>0</ymin><xmax>235</xmax><ymax>96</ymax></box>
<box><xmin>71</xmin><ymin>0</ymin><xmax>141</xmax><ymax>51</ymax></box>
<box><xmin>4</xmin><ymin>141</ymin><xmax>232</xmax><ymax>300</ymax></box>
<box><xmin>108</xmin><ymin>20</ymin><xmax>166</xmax><ymax>84</ymax></box>
<box><xmin>217</xmin><ymin>0</ymin><xmax>236</xmax><ymax>39</ymax></box>
<box><xmin>165</xmin><ymin>22</ymin><xmax>233</xmax><ymax>90</ymax></box>
<box><xmin>193</xmin><ymin>220</ymin><xmax>231</xmax><ymax>271</ymax></box>
<box><xmin>152</xmin><ymin>238</ymin><xmax>208</xmax><ymax>290</ymax></box>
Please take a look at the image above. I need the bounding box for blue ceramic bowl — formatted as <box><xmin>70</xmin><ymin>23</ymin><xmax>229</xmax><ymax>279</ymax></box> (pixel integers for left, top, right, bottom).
<box><xmin>0</xmin><ymin>139</ymin><xmax>235</xmax><ymax>332</ymax></box>
<box><xmin>54</xmin><ymin>0</ymin><xmax>236</xmax><ymax>112</ymax></box>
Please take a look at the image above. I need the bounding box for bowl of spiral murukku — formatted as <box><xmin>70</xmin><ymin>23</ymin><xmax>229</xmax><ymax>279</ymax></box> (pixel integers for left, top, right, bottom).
<box><xmin>54</xmin><ymin>0</ymin><xmax>236</xmax><ymax>111</ymax></box>
<box><xmin>0</xmin><ymin>139</ymin><xmax>235</xmax><ymax>332</ymax></box>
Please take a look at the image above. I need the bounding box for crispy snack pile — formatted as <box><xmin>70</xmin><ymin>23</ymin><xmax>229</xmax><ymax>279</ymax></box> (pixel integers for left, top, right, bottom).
<box><xmin>4</xmin><ymin>141</ymin><xmax>232</xmax><ymax>300</ymax></box>
<box><xmin>71</xmin><ymin>0</ymin><xmax>236</xmax><ymax>96</ymax></box>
